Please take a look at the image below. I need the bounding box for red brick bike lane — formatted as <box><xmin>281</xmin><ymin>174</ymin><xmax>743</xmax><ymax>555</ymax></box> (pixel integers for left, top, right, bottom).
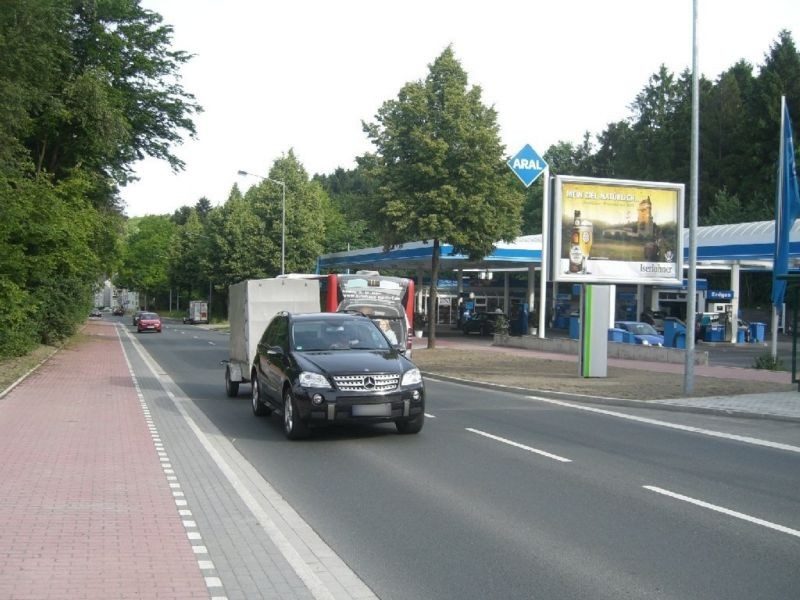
<box><xmin>0</xmin><ymin>321</ymin><xmax>209</xmax><ymax>600</ymax></box>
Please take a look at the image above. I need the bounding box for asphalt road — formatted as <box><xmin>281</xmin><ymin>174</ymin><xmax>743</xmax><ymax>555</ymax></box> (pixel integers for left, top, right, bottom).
<box><xmin>123</xmin><ymin>316</ymin><xmax>800</xmax><ymax>600</ymax></box>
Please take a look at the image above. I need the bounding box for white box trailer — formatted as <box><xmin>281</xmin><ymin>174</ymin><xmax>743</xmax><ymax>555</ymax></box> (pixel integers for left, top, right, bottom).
<box><xmin>183</xmin><ymin>300</ymin><xmax>209</xmax><ymax>324</ymax></box>
<box><xmin>224</xmin><ymin>278</ymin><xmax>320</xmax><ymax>397</ymax></box>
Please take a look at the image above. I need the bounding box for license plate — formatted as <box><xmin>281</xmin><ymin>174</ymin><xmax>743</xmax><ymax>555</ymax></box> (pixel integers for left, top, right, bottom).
<box><xmin>352</xmin><ymin>403</ymin><xmax>391</xmax><ymax>417</ymax></box>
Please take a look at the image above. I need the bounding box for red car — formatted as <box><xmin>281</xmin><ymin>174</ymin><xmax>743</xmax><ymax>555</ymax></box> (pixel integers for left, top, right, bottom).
<box><xmin>137</xmin><ymin>312</ymin><xmax>162</xmax><ymax>333</ymax></box>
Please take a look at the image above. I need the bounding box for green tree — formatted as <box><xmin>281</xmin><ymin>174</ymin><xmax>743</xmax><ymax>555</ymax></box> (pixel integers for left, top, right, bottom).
<box><xmin>314</xmin><ymin>165</ymin><xmax>380</xmax><ymax>251</ymax></box>
<box><xmin>37</xmin><ymin>0</ymin><xmax>199</xmax><ymax>187</ymax></box>
<box><xmin>238</xmin><ymin>151</ymin><xmax>326</xmax><ymax>276</ymax></box>
<box><xmin>115</xmin><ymin>216</ymin><xmax>176</xmax><ymax>308</ymax></box>
<box><xmin>265</xmin><ymin>151</ymin><xmax>326</xmax><ymax>274</ymax></box>
<box><xmin>746</xmin><ymin>30</ymin><xmax>800</xmax><ymax>219</ymax></box>
<box><xmin>0</xmin><ymin>170</ymin><xmax>105</xmax><ymax>352</ymax></box>
<box><xmin>168</xmin><ymin>209</ymin><xmax>208</xmax><ymax>303</ymax></box>
<box><xmin>0</xmin><ymin>1</ymin><xmax>199</xmax><ymax>355</ymax></box>
<box><xmin>206</xmin><ymin>186</ymin><xmax>271</xmax><ymax>288</ymax></box>
<box><xmin>364</xmin><ymin>47</ymin><xmax>524</xmax><ymax>347</ymax></box>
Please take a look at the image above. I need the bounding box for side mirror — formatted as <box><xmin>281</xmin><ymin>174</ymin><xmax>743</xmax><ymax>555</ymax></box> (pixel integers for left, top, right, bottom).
<box><xmin>266</xmin><ymin>345</ymin><xmax>284</xmax><ymax>357</ymax></box>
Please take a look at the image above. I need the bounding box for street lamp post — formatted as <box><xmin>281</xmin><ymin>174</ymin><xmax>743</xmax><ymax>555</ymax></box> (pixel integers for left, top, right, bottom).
<box><xmin>237</xmin><ymin>169</ymin><xmax>286</xmax><ymax>276</ymax></box>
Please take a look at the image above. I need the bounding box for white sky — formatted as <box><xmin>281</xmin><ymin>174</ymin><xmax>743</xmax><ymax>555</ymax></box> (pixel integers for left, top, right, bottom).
<box><xmin>121</xmin><ymin>0</ymin><xmax>799</xmax><ymax>217</ymax></box>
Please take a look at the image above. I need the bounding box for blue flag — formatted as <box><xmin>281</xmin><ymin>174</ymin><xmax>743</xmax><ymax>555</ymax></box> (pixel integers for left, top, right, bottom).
<box><xmin>771</xmin><ymin>99</ymin><xmax>800</xmax><ymax>307</ymax></box>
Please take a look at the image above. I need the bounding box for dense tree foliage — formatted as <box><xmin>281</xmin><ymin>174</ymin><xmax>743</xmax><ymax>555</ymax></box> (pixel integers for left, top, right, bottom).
<box><xmin>115</xmin><ymin>216</ymin><xmax>176</xmax><ymax>308</ymax></box>
<box><xmin>314</xmin><ymin>166</ymin><xmax>380</xmax><ymax>251</ymax></box>
<box><xmin>0</xmin><ymin>0</ymin><xmax>199</xmax><ymax>357</ymax></box>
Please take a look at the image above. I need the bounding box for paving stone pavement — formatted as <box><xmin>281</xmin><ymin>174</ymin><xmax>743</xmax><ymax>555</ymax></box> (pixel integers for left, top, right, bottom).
<box><xmin>0</xmin><ymin>321</ymin><xmax>377</xmax><ymax>600</ymax></box>
<box><xmin>0</xmin><ymin>322</ymin><xmax>209</xmax><ymax>600</ymax></box>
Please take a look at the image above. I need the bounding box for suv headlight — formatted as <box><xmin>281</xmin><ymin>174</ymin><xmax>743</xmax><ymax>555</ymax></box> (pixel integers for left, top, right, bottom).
<box><xmin>299</xmin><ymin>371</ymin><xmax>330</xmax><ymax>388</ymax></box>
<box><xmin>401</xmin><ymin>368</ymin><xmax>422</xmax><ymax>386</ymax></box>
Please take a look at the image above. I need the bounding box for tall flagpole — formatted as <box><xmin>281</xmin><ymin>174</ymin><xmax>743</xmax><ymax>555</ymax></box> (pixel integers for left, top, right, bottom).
<box><xmin>684</xmin><ymin>0</ymin><xmax>700</xmax><ymax>395</ymax></box>
<box><xmin>772</xmin><ymin>96</ymin><xmax>786</xmax><ymax>358</ymax></box>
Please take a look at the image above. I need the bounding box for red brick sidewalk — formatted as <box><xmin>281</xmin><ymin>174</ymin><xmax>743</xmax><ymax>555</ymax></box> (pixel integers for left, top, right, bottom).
<box><xmin>0</xmin><ymin>321</ymin><xmax>209</xmax><ymax>599</ymax></box>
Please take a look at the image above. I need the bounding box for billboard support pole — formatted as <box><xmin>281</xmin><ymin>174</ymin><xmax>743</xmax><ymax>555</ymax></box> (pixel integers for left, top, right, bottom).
<box><xmin>539</xmin><ymin>167</ymin><xmax>550</xmax><ymax>339</ymax></box>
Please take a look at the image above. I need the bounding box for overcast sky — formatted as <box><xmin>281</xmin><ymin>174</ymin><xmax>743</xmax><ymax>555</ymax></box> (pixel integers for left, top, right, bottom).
<box><xmin>121</xmin><ymin>0</ymin><xmax>798</xmax><ymax>217</ymax></box>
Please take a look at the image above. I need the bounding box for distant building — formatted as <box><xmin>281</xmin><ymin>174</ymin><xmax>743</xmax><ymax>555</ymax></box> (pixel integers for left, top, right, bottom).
<box><xmin>93</xmin><ymin>280</ymin><xmax>139</xmax><ymax>309</ymax></box>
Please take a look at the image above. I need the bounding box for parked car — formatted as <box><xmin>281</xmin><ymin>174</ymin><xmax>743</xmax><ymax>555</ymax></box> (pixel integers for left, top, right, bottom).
<box><xmin>640</xmin><ymin>309</ymin><xmax>666</xmax><ymax>333</ymax></box>
<box><xmin>137</xmin><ymin>312</ymin><xmax>162</xmax><ymax>333</ymax></box>
<box><xmin>614</xmin><ymin>321</ymin><xmax>664</xmax><ymax>346</ymax></box>
<box><xmin>90</xmin><ymin>308</ymin><xmax>102</xmax><ymax>318</ymax></box>
<box><xmin>250</xmin><ymin>311</ymin><xmax>425</xmax><ymax>439</ymax></box>
<box><xmin>462</xmin><ymin>311</ymin><xmax>505</xmax><ymax>336</ymax></box>
<box><xmin>112</xmin><ymin>306</ymin><xmax>124</xmax><ymax>316</ymax></box>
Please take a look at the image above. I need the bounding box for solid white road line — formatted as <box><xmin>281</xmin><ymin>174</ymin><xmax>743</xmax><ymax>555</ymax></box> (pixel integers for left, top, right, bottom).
<box><xmin>466</xmin><ymin>428</ymin><xmax>572</xmax><ymax>463</ymax></box>
<box><xmin>424</xmin><ymin>413</ymin><xmax>436</xmax><ymax>418</ymax></box>
<box><xmin>525</xmin><ymin>395</ymin><xmax>800</xmax><ymax>455</ymax></box>
<box><xmin>644</xmin><ymin>485</ymin><xmax>800</xmax><ymax>538</ymax></box>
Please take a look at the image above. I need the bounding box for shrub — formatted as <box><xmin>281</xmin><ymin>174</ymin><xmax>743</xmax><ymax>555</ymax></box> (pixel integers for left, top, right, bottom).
<box><xmin>753</xmin><ymin>352</ymin><xmax>784</xmax><ymax>371</ymax></box>
<box><xmin>493</xmin><ymin>314</ymin><xmax>510</xmax><ymax>335</ymax></box>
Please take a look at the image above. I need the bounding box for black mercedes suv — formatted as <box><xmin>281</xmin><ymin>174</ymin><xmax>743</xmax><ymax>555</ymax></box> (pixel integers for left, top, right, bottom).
<box><xmin>250</xmin><ymin>312</ymin><xmax>425</xmax><ymax>439</ymax></box>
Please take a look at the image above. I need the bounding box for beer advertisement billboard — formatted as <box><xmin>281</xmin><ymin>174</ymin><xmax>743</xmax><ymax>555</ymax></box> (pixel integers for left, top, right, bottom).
<box><xmin>553</xmin><ymin>176</ymin><xmax>684</xmax><ymax>285</ymax></box>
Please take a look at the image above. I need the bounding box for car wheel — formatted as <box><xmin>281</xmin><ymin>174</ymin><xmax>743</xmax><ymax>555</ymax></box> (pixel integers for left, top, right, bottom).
<box><xmin>251</xmin><ymin>375</ymin><xmax>269</xmax><ymax>416</ymax></box>
<box><xmin>283</xmin><ymin>387</ymin><xmax>309</xmax><ymax>440</ymax></box>
<box><xmin>225</xmin><ymin>366</ymin><xmax>239</xmax><ymax>398</ymax></box>
<box><xmin>396</xmin><ymin>413</ymin><xmax>424</xmax><ymax>434</ymax></box>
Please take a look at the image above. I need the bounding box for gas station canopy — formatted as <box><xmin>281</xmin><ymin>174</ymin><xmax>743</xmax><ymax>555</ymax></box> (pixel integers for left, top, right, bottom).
<box><xmin>318</xmin><ymin>220</ymin><xmax>800</xmax><ymax>274</ymax></box>
<box><xmin>317</xmin><ymin>235</ymin><xmax>543</xmax><ymax>273</ymax></box>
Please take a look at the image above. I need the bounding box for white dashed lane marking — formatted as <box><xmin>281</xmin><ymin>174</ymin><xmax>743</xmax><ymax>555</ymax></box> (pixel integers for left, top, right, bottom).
<box><xmin>466</xmin><ymin>428</ymin><xmax>572</xmax><ymax>463</ymax></box>
<box><xmin>644</xmin><ymin>485</ymin><xmax>800</xmax><ymax>538</ymax></box>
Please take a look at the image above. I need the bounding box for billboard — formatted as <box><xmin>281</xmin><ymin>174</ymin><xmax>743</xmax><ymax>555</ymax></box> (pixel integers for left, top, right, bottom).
<box><xmin>553</xmin><ymin>176</ymin><xmax>684</xmax><ymax>285</ymax></box>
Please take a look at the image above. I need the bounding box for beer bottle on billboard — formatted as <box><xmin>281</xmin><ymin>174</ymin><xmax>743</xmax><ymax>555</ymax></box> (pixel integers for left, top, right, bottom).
<box><xmin>569</xmin><ymin>210</ymin><xmax>583</xmax><ymax>273</ymax></box>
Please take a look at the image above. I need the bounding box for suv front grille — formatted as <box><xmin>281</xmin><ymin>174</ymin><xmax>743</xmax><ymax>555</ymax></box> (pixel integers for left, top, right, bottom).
<box><xmin>332</xmin><ymin>373</ymin><xmax>399</xmax><ymax>392</ymax></box>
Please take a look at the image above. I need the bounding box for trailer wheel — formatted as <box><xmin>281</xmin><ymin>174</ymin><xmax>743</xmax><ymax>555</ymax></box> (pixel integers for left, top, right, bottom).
<box><xmin>225</xmin><ymin>365</ymin><xmax>239</xmax><ymax>397</ymax></box>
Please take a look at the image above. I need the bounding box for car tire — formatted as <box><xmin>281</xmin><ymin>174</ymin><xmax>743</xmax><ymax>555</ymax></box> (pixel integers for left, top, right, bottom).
<box><xmin>396</xmin><ymin>413</ymin><xmax>424</xmax><ymax>434</ymax></box>
<box><xmin>225</xmin><ymin>366</ymin><xmax>239</xmax><ymax>398</ymax></box>
<box><xmin>251</xmin><ymin>374</ymin><xmax>270</xmax><ymax>416</ymax></box>
<box><xmin>283</xmin><ymin>387</ymin><xmax>309</xmax><ymax>440</ymax></box>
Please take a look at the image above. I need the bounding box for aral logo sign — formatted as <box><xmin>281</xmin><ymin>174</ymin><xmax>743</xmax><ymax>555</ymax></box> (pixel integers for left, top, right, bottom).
<box><xmin>508</xmin><ymin>144</ymin><xmax>547</xmax><ymax>188</ymax></box>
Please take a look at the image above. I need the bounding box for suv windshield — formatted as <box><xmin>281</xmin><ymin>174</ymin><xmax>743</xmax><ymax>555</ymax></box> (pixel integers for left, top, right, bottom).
<box><xmin>292</xmin><ymin>318</ymin><xmax>391</xmax><ymax>352</ymax></box>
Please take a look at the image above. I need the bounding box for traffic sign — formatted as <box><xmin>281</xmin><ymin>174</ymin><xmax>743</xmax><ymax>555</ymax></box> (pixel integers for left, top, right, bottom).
<box><xmin>507</xmin><ymin>144</ymin><xmax>547</xmax><ymax>187</ymax></box>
